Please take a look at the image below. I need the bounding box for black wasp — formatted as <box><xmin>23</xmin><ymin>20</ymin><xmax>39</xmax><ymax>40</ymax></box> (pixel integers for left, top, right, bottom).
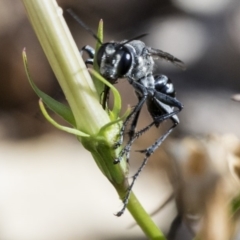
<box><xmin>67</xmin><ymin>9</ymin><xmax>184</xmax><ymax>216</ymax></box>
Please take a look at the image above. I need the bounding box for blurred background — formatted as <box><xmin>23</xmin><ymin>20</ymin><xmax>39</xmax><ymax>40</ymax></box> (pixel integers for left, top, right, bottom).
<box><xmin>1</xmin><ymin>0</ymin><xmax>240</xmax><ymax>239</ymax></box>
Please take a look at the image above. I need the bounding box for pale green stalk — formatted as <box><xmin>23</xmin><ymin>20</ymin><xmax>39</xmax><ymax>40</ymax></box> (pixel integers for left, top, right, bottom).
<box><xmin>21</xmin><ymin>0</ymin><xmax>166</xmax><ymax>239</ymax></box>
<box><xmin>23</xmin><ymin>0</ymin><xmax>109</xmax><ymax>135</ymax></box>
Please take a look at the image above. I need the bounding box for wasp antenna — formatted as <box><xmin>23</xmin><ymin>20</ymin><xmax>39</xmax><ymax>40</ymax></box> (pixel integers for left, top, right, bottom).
<box><xmin>129</xmin><ymin>33</ymin><xmax>148</xmax><ymax>42</ymax></box>
<box><xmin>118</xmin><ymin>33</ymin><xmax>148</xmax><ymax>49</ymax></box>
<box><xmin>66</xmin><ymin>9</ymin><xmax>102</xmax><ymax>45</ymax></box>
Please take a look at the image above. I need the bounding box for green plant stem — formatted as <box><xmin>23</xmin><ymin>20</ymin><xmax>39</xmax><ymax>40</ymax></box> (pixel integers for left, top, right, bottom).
<box><xmin>22</xmin><ymin>0</ymin><xmax>109</xmax><ymax>135</ymax></box>
<box><xmin>21</xmin><ymin>0</ymin><xmax>166</xmax><ymax>239</ymax></box>
<box><xmin>123</xmin><ymin>192</ymin><xmax>166</xmax><ymax>240</ymax></box>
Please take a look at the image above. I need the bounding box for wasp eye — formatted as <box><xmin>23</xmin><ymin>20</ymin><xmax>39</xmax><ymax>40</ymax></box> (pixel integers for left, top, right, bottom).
<box><xmin>116</xmin><ymin>47</ymin><xmax>132</xmax><ymax>75</ymax></box>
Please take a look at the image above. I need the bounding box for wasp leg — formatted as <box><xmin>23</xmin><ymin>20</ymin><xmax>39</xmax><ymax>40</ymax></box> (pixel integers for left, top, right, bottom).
<box><xmin>116</xmin><ymin>122</ymin><xmax>177</xmax><ymax>217</ymax></box>
<box><xmin>116</xmin><ymin>94</ymin><xmax>183</xmax><ymax>215</ymax></box>
<box><xmin>113</xmin><ymin>80</ymin><xmax>148</xmax><ymax>149</ymax></box>
<box><xmin>80</xmin><ymin>45</ymin><xmax>95</xmax><ymax>65</ymax></box>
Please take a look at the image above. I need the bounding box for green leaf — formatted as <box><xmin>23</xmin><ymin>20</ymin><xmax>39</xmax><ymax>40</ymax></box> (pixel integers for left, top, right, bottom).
<box><xmin>23</xmin><ymin>49</ymin><xmax>76</xmax><ymax>127</ymax></box>
<box><xmin>89</xmin><ymin>69</ymin><xmax>121</xmax><ymax>120</ymax></box>
<box><xmin>93</xmin><ymin>19</ymin><xmax>105</xmax><ymax>98</ymax></box>
<box><xmin>39</xmin><ymin>99</ymin><xmax>89</xmax><ymax>137</ymax></box>
<box><xmin>100</xmin><ymin>105</ymin><xmax>131</xmax><ymax>134</ymax></box>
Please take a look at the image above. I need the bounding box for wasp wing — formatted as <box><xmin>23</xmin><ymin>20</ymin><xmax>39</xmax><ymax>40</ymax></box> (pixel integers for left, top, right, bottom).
<box><xmin>147</xmin><ymin>47</ymin><xmax>186</xmax><ymax>70</ymax></box>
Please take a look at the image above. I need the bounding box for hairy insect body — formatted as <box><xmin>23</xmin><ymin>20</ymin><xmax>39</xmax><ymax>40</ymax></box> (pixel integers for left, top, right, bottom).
<box><xmin>67</xmin><ymin>9</ymin><xmax>184</xmax><ymax>216</ymax></box>
<box><xmin>96</xmin><ymin>39</ymin><xmax>183</xmax><ymax>216</ymax></box>
<box><xmin>74</xmin><ymin>19</ymin><xmax>183</xmax><ymax>217</ymax></box>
